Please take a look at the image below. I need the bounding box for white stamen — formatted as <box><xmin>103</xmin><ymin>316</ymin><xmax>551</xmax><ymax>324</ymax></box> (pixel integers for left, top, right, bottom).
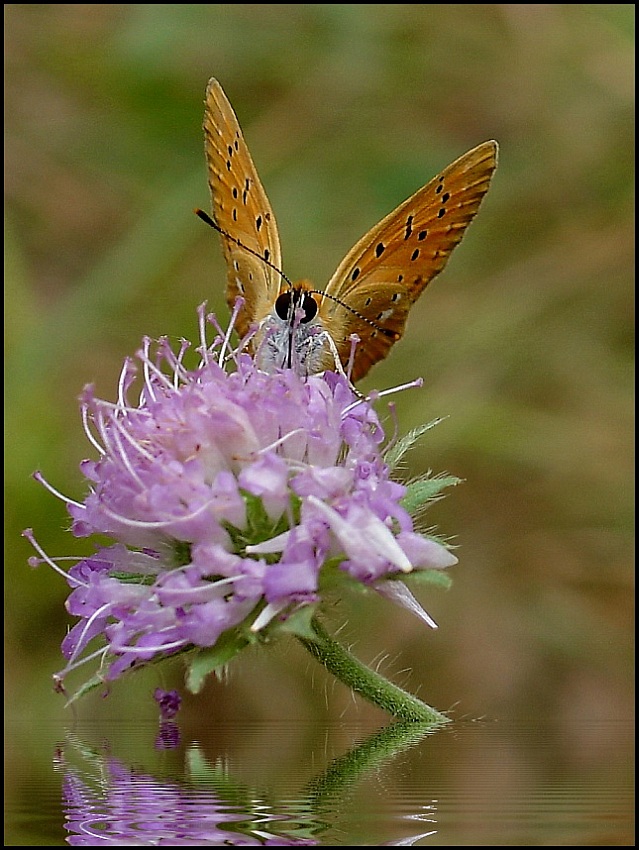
<box><xmin>172</xmin><ymin>338</ymin><xmax>191</xmax><ymax>388</ymax></box>
<box><xmin>113</xmin><ymin>637</ymin><xmax>188</xmax><ymax>657</ymax></box>
<box><xmin>346</xmin><ymin>333</ymin><xmax>360</xmax><ymax>381</ymax></box>
<box><xmin>22</xmin><ymin>528</ymin><xmax>88</xmax><ymax>586</ymax></box>
<box><xmin>31</xmin><ymin>472</ymin><xmax>85</xmax><ymax>510</ymax></box>
<box><xmin>219</xmin><ymin>296</ymin><xmax>245</xmax><ymax>365</ymax></box>
<box><xmin>98</xmin><ymin>493</ymin><xmax>219</xmax><ymax>530</ymax></box>
<box><xmin>234</xmin><ymin>324</ymin><xmax>258</xmax><ymax>360</ymax></box>
<box><xmin>116</xmin><ymin>357</ymin><xmax>134</xmax><ymax>410</ymax></box>
<box><xmin>109</xmin><ymin>411</ymin><xmax>155</xmax><ymax>463</ymax></box>
<box><xmin>155</xmin><ymin>575</ymin><xmax>239</xmax><ymax>601</ymax></box>
<box><xmin>66</xmin><ymin>602</ymin><xmax>114</xmax><ymax>665</ymax></box>
<box><xmin>137</xmin><ymin>343</ymin><xmax>176</xmax><ymax>395</ymax></box>
<box><xmin>320</xmin><ymin>328</ymin><xmax>352</xmax><ymax>383</ymax></box>
<box><xmin>157</xmin><ymin>337</ymin><xmax>190</xmax><ymax>390</ymax></box>
<box><xmin>139</xmin><ymin>336</ymin><xmax>158</xmax><ymax>404</ymax></box>
<box><xmin>342</xmin><ymin>376</ymin><xmax>424</xmax><ymax>416</ymax></box>
<box><xmin>56</xmin><ymin>645</ymin><xmax>109</xmax><ymax>679</ymax></box>
<box><xmin>106</xmin><ymin>419</ymin><xmax>148</xmax><ymax>486</ymax></box>
<box><xmin>81</xmin><ymin>403</ymin><xmax>105</xmax><ymax>455</ymax></box>
<box><xmin>197</xmin><ymin>302</ymin><xmax>210</xmax><ymax>365</ymax></box>
<box><xmin>257</xmin><ymin>428</ymin><xmax>307</xmax><ymax>455</ymax></box>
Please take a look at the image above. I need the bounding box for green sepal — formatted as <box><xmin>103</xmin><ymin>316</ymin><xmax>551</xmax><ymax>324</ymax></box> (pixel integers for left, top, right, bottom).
<box><xmin>401</xmin><ymin>474</ymin><xmax>461</xmax><ymax>514</ymax></box>
<box><xmin>273</xmin><ymin>603</ymin><xmax>319</xmax><ymax>640</ymax></box>
<box><xmin>400</xmin><ymin>566</ymin><xmax>453</xmax><ymax>591</ymax></box>
<box><xmin>64</xmin><ymin>671</ymin><xmax>106</xmax><ymax>707</ymax></box>
<box><xmin>109</xmin><ymin>572</ymin><xmax>157</xmax><ymax>585</ymax></box>
<box><xmin>185</xmin><ymin>628</ymin><xmax>253</xmax><ymax>693</ymax></box>
<box><xmin>384</xmin><ymin>419</ymin><xmax>445</xmax><ymax>470</ymax></box>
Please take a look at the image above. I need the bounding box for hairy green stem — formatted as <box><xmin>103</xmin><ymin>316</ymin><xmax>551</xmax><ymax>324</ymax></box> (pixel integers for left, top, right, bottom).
<box><xmin>298</xmin><ymin>616</ymin><xmax>450</xmax><ymax>724</ymax></box>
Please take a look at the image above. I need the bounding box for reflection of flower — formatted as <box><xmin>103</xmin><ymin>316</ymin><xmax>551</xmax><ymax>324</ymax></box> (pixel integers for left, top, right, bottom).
<box><xmin>26</xmin><ymin>305</ymin><xmax>457</xmax><ymax>719</ymax></box>
<box><xmin>61</xmin><ymin>754</ymin><xmax>320</xmax><ymax>845</ymax></box>
<box><xmin>57</xmin><ymin>722</ymin><xmax>439</xmax><ymax>845</ymax></box>
<box><xmin>153</xmin><ymin>688</ymin><xmax>182</xmax><ymax>748</ymax></box>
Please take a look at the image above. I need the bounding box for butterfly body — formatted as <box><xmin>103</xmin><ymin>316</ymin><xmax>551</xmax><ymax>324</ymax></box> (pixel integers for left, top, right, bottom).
<box><xmin>203</xmin><ymin>78</ymin><xmax>498</xmax><ymax>381</ymax></box>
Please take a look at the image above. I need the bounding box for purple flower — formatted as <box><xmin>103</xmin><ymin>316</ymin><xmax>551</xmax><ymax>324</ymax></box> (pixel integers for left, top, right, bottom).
<box><xmin>154</xmin><ymin>687</ymin><xmax>182</xmax><ymax>720</ymax></box>
<box><xmin>25</xmin><ymin>305</ymin><xmax>456</xmax><ymax>699</ymax></box>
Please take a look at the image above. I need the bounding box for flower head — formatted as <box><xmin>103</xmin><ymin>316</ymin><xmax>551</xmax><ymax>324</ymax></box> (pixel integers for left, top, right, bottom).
<box><xmin>26</xmin><ymin>305</ymin><xmax>456</xmax><ymax>702</ymax></box>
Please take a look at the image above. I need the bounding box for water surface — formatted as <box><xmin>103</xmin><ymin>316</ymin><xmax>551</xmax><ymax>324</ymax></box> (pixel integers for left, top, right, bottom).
<box><xmin>5</xmin><ymin>715</ymin><xmax>633</xmax><ymax>845</ymax></box>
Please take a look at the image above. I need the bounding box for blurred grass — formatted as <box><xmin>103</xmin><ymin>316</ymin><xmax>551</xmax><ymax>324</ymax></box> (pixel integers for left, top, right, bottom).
<box><xmin>4</xmin><ymin>5</ymin><xmax>634</xmax><ymax>725</ymax></box>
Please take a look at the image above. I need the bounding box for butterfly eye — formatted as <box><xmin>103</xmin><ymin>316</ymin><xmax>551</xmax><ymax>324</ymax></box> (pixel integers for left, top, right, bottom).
<box><xmin>275</xmin><ymin>291</ymin><xmax>293</xmax><ymax>320</ymax></box>
<box><xmin>300</xmin><ymin>293</ymin><xmax>318</xmax><ymax>324</ymax></box>
<box><xmin>275</xmin><ymin>291</ymin><xmax>318</xmax><ymax>324</ymax></box>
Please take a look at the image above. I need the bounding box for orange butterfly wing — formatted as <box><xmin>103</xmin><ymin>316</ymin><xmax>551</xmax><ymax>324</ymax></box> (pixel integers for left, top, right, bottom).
<box><xmin>318</xmin><ymin>141</ymin><xmax>498</xmax><ymax>381</ymax></box>
<box><xmin>203</xmin><ymin>78</ymin><xmax>282</xmax><ymax>338</ymax></box>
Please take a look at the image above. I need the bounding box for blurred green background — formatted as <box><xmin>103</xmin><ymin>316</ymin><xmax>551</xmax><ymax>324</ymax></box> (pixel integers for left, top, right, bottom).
<box><xmin>5</xmin><ymin>4</ymin><xmax>634</xmax><ymax>729</ymax></box>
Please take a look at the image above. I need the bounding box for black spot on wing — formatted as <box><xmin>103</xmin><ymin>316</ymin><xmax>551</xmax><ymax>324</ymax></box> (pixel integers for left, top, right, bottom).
<box><xmin>404</xmin><ymin>214</ymin><xmax>414</xmax><ymax>240</ymax></box>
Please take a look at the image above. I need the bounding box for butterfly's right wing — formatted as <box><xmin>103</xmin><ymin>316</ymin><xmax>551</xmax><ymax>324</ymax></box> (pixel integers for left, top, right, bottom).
<box><xmin>318</xmin><ymin>141</ymin><xmax>498</xmax><ymax>381</ymax></box>
<box><xmin>203</xmin><ymin>78</ymin><xmax>283</xmax><ymax>338</ymax></box>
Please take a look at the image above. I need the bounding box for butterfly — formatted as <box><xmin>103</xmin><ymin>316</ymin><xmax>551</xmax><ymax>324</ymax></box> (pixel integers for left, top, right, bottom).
<box><xmin>199</xmin><ymin>77</ymin><xmax>497</xmax><ymax>382</ymax></box>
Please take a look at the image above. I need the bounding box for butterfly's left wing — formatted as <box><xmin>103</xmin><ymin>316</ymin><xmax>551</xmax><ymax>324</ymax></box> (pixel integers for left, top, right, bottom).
<box><xmin>203</xmin><ymin>78</ymin><xmax>283</xmax><ymax>338</ymax></box>
<box><xmin>318</xmin><ymin>140</ymin><xmax>498</xmax><ymax>381</ymax></box>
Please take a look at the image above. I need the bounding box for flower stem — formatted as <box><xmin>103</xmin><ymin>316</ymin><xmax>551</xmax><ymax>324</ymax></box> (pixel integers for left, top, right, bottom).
<box><xmin>298</xmin><ymin>616</ymin><xmax>450</xmax><ymax>724</ymax></box>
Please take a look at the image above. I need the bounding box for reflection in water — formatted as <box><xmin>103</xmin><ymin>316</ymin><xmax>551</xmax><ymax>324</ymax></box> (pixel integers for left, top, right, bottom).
<box><xmin>5</xmin><ymin>713</ymin><xmax>632</xmax><ymax>846</ymax></box>
<box><xmin>60</xmin><ymin>741</ymin><xmax>320</xmax><ymax>844</ymax></box>
<box><xmin>56</xmin><ymin>722</ymin><xmax>440</xmax><ymax>845</ymax></box>
<box><xmin>62</xmin><ymin>763</ymin><xmax>319</xmax><ymax>844</ymax></box>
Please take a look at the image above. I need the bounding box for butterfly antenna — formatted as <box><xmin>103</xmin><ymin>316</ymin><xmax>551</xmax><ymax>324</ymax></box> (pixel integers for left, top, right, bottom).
<box><xmin>309</xmin><ymin>289</ymin><xmax>399</xmax><ymax>340</ymax></box>
<box><xmin>195</xmin><ymin>208</ymin><xmax>294</xmax><ymax>290</ymax></box>
<box><xmin>197</xmin><ymin>208</ymin><xmax>395</xmax><ymax>341</ymax></box>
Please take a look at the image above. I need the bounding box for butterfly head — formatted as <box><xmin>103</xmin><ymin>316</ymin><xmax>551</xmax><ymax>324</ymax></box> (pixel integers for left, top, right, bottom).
<box><xmin>255</xmin><ymin>279</ymin><xmax>332</xmax><ymax>375</ymax></box>
<box><xmin>274</xmin><ymin>281</ymin><xmax>318</xmax><ymax>326</ymax></box>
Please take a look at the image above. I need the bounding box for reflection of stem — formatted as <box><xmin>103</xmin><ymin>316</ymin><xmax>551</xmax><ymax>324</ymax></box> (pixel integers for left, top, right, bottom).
<box><xmin>298</xmin><ymin>615</ymin><xmax>451</xmax><ymax>723</ymax></box>
<box><xmin>305</xmin><ymin>719</ymin><xmax>441</xmax><ymax>810</ymax></box>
